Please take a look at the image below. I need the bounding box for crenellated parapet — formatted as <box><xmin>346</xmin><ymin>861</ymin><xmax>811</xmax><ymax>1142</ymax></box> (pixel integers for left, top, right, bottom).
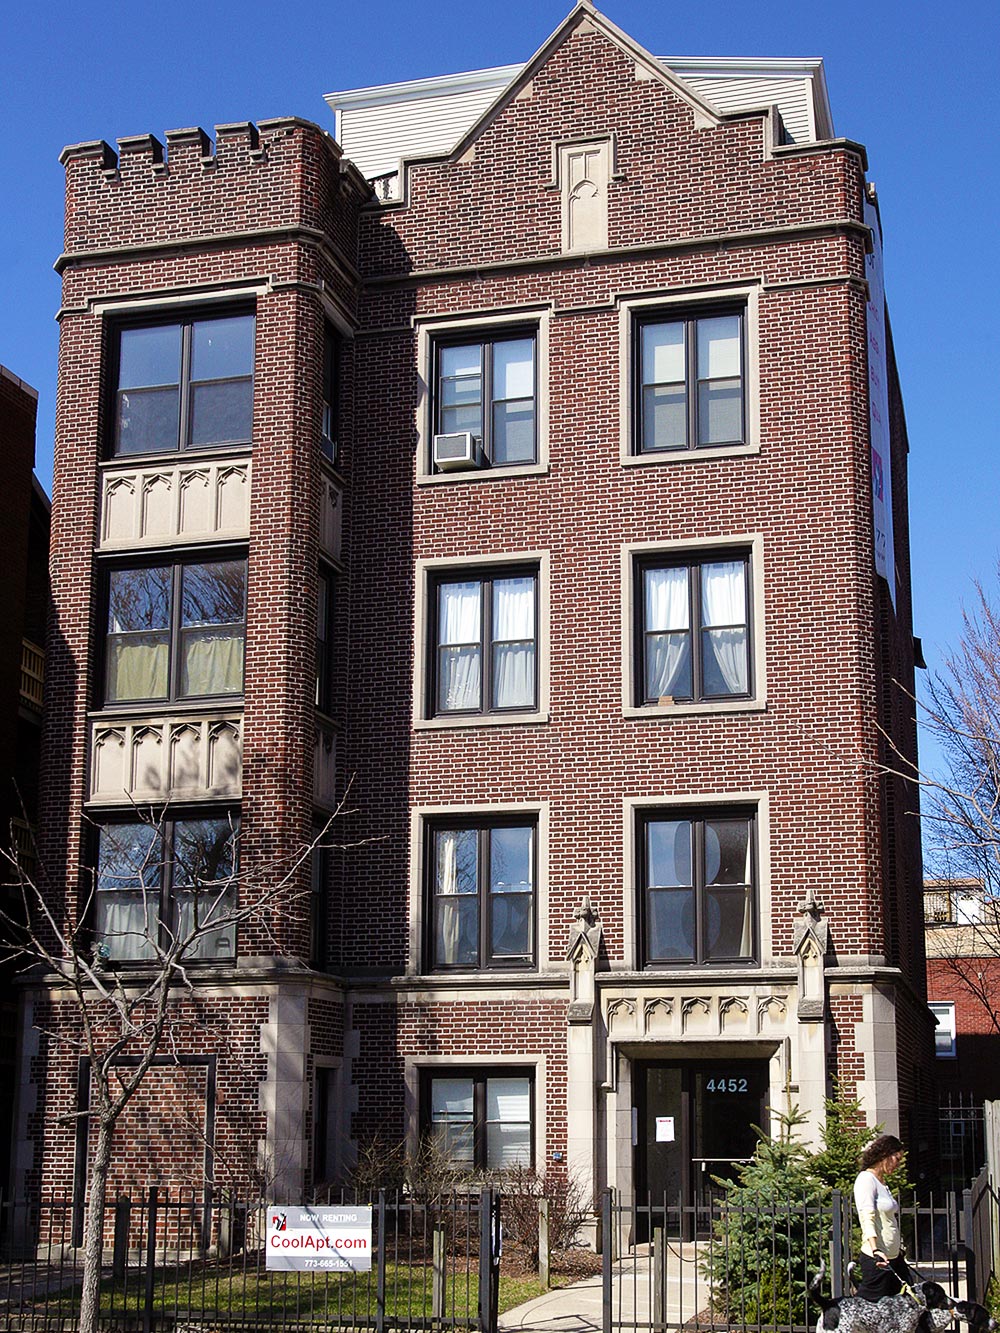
<box><xmin>58</xmin><ymin>117</ymin><xmax>371</xmax><ymax>266</ymax></box>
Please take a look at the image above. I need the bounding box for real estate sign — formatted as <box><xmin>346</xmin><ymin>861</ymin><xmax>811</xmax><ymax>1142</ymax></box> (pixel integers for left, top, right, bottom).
<box><xmin>265</xmin><ymin>1205</ymin><xmax>373</xmax><ymax>1272</ymax></box>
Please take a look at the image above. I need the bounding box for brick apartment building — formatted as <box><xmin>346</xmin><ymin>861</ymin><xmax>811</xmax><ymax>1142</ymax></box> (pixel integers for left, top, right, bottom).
<box><xmin>15</xmin><ymin>1</ymin><xmax>932</xmax><ymax>1212</ymax></box>
<box><xmin>0</xmin><ymin>366</ymin><xmax>49</xmax><ymax>1191</ymax></box>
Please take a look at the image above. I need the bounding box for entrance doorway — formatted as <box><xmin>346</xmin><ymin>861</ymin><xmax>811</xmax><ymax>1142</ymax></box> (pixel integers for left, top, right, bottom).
<box><xmin>635</xmin><ymin>1058</ymin><xmax>769</xmax><ymax>1214</ymax></box>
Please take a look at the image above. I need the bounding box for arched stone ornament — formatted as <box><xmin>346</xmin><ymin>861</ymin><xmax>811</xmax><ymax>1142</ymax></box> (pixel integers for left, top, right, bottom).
<box><xmin>793</xmin><ymin>888</ymin><xmax>829</xmax><ymax>1021</ymax></box>
<box><xmin>558</xmin><ymin>139</ymin><xmax>611</xmax><ymax>253</ymax></box>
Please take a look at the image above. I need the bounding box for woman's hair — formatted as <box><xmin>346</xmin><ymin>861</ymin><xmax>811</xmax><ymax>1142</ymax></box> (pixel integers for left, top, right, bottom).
<box><xmin>860</xmin><ymin>1134</ymin><xmax>904</xmax><ymax>1170</ymax></box>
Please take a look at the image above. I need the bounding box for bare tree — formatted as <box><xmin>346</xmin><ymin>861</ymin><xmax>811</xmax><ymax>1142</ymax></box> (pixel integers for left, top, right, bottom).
<box><xmin>898</xmin><ymin>570</ymin><xmax>1000</xmax><ymax>1028</ymax></box>
<box><xmin>1</xmin><ymin>797</ymin><xmax>363</xmax><ymax>1333</ymax></box>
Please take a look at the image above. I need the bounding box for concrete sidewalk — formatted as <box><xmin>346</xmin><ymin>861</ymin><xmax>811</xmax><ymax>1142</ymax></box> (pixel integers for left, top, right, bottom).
<box><xmin>499</xmin><ymin>1245</ymin><xmax>708</xmax><ymax>1333</ymax></box>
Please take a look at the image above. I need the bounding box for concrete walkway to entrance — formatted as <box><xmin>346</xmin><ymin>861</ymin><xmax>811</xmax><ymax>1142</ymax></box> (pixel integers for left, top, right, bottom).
<box><xmin>499</xmin><ymin>1245</ymin><xmax>707</xmax><ymax>1333</ymax></box>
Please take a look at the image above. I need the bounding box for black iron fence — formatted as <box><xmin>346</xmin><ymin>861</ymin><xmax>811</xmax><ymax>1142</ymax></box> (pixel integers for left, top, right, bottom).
<box><xmin>600</xmin><ymin>1187</ymin><xmax>986</xmax><ymax>1333</ymax></box>
<box><xmin>0</xmin><ymin>1188</ymin><xmax>501</xmax><ymax>1333</ymax></box>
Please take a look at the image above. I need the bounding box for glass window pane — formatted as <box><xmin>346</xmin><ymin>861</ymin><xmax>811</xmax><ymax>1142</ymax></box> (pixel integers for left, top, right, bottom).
<box><xmin>117</xmin><ymin>387</ymin><xmax>181</xmax><ymax>455</ymax></box>
<box><xmin>642</xmin><ymin>322</ymin><xmax>684</xmax><ymax>385</ymax></box>
<box><xmin>705</xmin><ymin>885</ymin><xmax>752</xmax><ymax>959</ymax></box>
<box><xmin>492</xmin><ymin>643</ymin><xmax>534</xmax><ymax>708</ymax></box>
<box><xmin>438</xmin><ymin>645</ymin><xmax>481</xmax><ymax>711</ymax></box>
<box><xmin>491</xmin><ymin>893</ymin><xmax>531</xmax><ymax>957</ymax></box>
<box><xmin>701</xmin><ymin>561</ymin><xmax>746</xmax><ymax>627</ymax></box>
<box><xmin>697</xmin><ymin>316</ymin><xmax>741</xmax><ymax>380</ymax></box>
<box><xmin>118</xmin><ymin>325</ymin><xmax>181</xmax><ymax>389</ymax></box>
<box><xmin>487</xmin><ymin>1077</ymin><xmax>530</xmax><ymax>1123</ymax></box>
<box><xmin>191</xmin><ymin>315</ymin><xmax>255</xmax><ymax>381</ymax></box>
<box><xmin>492</xmin><ymin>400</ymin><xmax>535</xmax><ymax>463</ymax></box>
<box><xmin>698</xmin><ymin>380</ymin><xmax>742</xmax><ymax>445</ymax></box>
<box><xmin>175</xmin><ymin>888</ymin><xmax>237</xmax><ymax>959</ymax></box>
<box><xmin>441</xmin><ymin>404</ymin><xmax>483</xmax><ymax>436</ymax></box>
<box><xmin>190</xmin><ymin>379</ymin><xmax>254</xmax><ymax>447</ymax></box>
<box><xmin>643</xmin><ymin>385</ymin><xmax>686</xmax><ymax>450</ymax></box>
<box><xmin>493</xmin><ymin>578</ymin><xmax>534</xmax><ymax>639</ymax></box>
<box><xmin>438</xmin><ymin>582</ymin><xmax>481</xmax><ymax>646</ymax></box>
<box><xmin>441</xmin><ymin>376</ymin><xmax>483</xmax><ymax>409</ymax></box>
<box><xmin>435</xmin><ymin>895</ymin><xmax>478</xmax><ymax>966</ymax></box>
<box><xmin>645</xmin><ymin>567</ymin><xmax>689</xmax><ymax>633</ymax></box>
<box><xmin>436</xmin><ymin>829</ymin><xmax>478</xmax><ymax>895</ymax></box>
<box><xmin>704</xmin><ymin>819</ymin><xmax>751</xmax><ymax>885</ymax></box>
<box><xmin>95</xmin><ymin>891</ymin><xmax>158</xmax><ymax>961</ymax></box>
<box><xmin>490</xmin><ymin>827</ymin><xmax>532</xmax><ymax>893</ymax></box>
<box><xmin>440</xmin><ymin>345</ymin><xmax>482</xmax><ymax>380</ymax></box>
<box><xmin>172</xmin><ymin>817</ymin><xmax>238</xmax><ymax>888</ymax></box>
<box><xmin>180</xmin><ymin>628</ymin><xmax>244</xmax><ymax>695</ymax></box>
<box><xmin>647</xmin><ymin>821</ymin><xmax>692</xmax><ymax>887</ymax></box>
<box><xmin>702</xmin><ymin>627</ymin><xmax>748</xmax><ymax>695</ymax></box>
<box><xmin>645</xmin><ymin>632</ymin><xmax>691</xmax><ymax>700</ymax></box>
<box><xmin>487</xmin><ymin>1121</ymin><xmax>531</xmax><ymax>1168</ymax></box>
<box><xmin>97</xmin><ymin>822</ymin><xmax>161</xmax><ymax>892</ymax></box>
<box><xmin>181</xmin><ymin>562</ymin><xmax>247</xmax><ymax>627</ymax></box>
<box><xmin>106</xmin><ymin>633</ymin><xmax>169</xmax><ymax>701</ymax></box>
<box><xmin>493</xmin><ymin>339</ymin><xmax>534</xmax><ymax>400</ymax></box>
<box><xmin>109</xmin><ymin>567</ymin><xmax>171</xmax><ymax>633</ymax></box>
<box><xmin>648</xmin><ymin>887</ymin><xmax>695</xmax><ymax>961</ymax></box>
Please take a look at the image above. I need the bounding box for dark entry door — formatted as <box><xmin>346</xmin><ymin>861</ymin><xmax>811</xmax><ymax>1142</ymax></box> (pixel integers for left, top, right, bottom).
<box><xmin>637</xmin><ymin>1059</ymin><xmax>768</xmax><ymax>1212</ymax></box>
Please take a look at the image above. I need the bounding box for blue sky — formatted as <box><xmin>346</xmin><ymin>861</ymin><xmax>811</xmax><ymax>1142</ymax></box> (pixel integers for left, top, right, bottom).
<box><xmin>2</xmin><ymin>0</ymin><xmax>997</xmax><ymax>761</ymax></box>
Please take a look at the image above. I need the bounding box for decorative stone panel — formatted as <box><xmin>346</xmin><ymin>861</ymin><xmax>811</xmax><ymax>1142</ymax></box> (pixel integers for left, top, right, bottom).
<box><xmin>88</xmin><ymin>713</ymin><xmax>242</xmax><ymax>804</ymax></box>
<box><xmin>319</xmin><ymin>475</ymin><xmax>343</xmax><ymax>562</ymax></box>
<box><xmin>314</xmin><ymin>721</ymin><xmax>337</xmax><ymax>810</ymax></box>
<box><xmin>99</xmin><ymin>458</ymin><xmax>251</xmax><ymax>549</ymax></box>
<box><xmin>603</xmin><ymin>985</ymin><xmax>794</xmax><ymax>1042</ymax></box>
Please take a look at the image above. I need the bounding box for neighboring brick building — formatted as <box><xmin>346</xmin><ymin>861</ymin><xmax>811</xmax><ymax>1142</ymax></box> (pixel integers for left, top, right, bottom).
<box><xmin>0</xmin><ymin>366</ymin><xmax>50</xmax><ymax>1190</ymax></box>
<box><xmin>15</xmin><ymin>2</ymin><xmax>931</xmax><ymax>1214</ymax></box>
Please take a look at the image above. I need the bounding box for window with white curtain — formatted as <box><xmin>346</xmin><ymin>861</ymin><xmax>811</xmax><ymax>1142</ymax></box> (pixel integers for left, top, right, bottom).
<box><xmin>94</xmin><ymin>814</ymin><xmax>239</xmax><ymax>962</ymax></box>
<box><xmin>432</xmin><ymin>569</ymin><xmax>537</xmax><ymax>715</ymax></box>
<box><xmin>637</xmin><ymin>553</ymin><xmax>751</xmax><ymax>704</ymax></box>
<box><xmin>434</xmin><ymin>331</ymin><xmax>536</xmax><ymax>467</ymax></box>
<box><xmin>636</xmin><ymin>308</ymin><xmax>744</xmax><ymax>453</ymax></box>
<box><xmin>639</xmin><ymin>810</ymin><xmax>757</xmax><ymax>966</ymax></box>
<box><xmin>427</xmin><ymin>819</ymin><xmax>535</xmax><ymax>970</ymax></box>
<box><xmin>424</xmin><ymin>1070</ymin><xmax>533</xmax><ymax>1170</ymax></box>
<box><xmin>104</xmin><ymin>557</ymin><xmax>247</xmax><ymax>705</ymax></box>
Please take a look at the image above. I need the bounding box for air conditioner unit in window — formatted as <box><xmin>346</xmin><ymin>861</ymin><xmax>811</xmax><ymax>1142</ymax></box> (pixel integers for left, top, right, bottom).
<box><xmin>432</xmin><ymin>432</ymin><xmax>483</xmax><ymax>471</ymax></box>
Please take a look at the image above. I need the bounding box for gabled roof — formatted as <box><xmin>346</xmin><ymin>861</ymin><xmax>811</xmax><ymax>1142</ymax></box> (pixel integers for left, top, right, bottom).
<box><xmin>324</xmin><ymin>4</ymin><xmax>834</xmax><ymax>191</ymax></box>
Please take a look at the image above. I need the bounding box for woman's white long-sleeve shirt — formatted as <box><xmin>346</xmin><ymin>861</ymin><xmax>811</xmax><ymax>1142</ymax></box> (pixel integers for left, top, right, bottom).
<box><xmin>853</xmin><ymin>1169</ymin><xmax>901</xmax><ymax>1257</ymax></box>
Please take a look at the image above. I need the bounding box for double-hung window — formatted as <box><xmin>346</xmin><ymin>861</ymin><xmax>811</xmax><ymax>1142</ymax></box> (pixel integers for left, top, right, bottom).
<box><xmin>636</xmin><ymin>308</ymin><xmax>744</xmax><ymax>453</ymax></box>
<box><xmin>427</xmin><ymin>819</ymin><xmax>535</xmax><ymax>970</ymax></box>
<box><xmin>424</xmin><ymin>1070</ymin><xmax>533</xmax><ymax>1170</ymax></box>
<box><xmin>94</xmin><ymin>815</ymin><xmax>238</xmax><ymax>962</ymax></box>
<box><xmin>105</xmin><ymin>558</ymin><xmax>247</xmax><ymax>705</ymax></box>
<box><xmin>639</xmin><ymin>809</ymin><xmax>757</xmax><ymax>966</ymax></box>
<box><xmin>321</xmin><ymin>324</ymin><xmax>339</xmax><ymax>464</ymax></box>
<box><xmin>432</xmin><ymin>569</ymin><xmax>537</xmax><ymax>715</ymax></box>
<box><xmin>434</xmin><ymin>332</ymin><xmax>536</xmax><ymax>467</ymax></box>
<box><xmin>637</xmin><ymin>553</ymin><xmax>751</xmax><ymax>704</ymax></box>
<box><xmin>113</xmin><ymin>312</ymin><xmax>254</xmax><ymax>456</ymax></box>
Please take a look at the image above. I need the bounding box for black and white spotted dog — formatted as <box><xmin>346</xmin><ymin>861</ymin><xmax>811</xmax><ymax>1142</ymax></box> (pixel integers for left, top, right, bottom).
<box><xmin>807</xmin><ymin>1261</ymin><xmax>957</xmax><ymax>1333</ymax></box>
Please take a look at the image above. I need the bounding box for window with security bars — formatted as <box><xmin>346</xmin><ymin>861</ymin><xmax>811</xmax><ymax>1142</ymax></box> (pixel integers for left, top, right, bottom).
<box><xmin>424</xmin><ymin>1071</ymin><xmax>533</xmax><ymax>1171</ymax></box>
<box><xmin>113</xmin><ymin>312</ymin><xmax>254</xmax><ymax>456</ymax></box>
<box><xmin>639</xmin><ymin>810</ymin><xmax>757</xmax><ymax>966</ymax></box>
<box><xmin>636</xmin><ymin>309</ymin><xmax>744</xmax><ymax>453</ymax></box>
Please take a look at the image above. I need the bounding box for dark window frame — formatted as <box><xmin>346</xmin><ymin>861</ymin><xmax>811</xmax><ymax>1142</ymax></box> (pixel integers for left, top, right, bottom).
<box><xmin>108</xmin><ymin>307</ymin><xmax>255</xmax><ymax>459</ymax></box>
<box><xmin>432</xmin><ymin>327</ymin><xmax>538</xmax><ymax>469</ymax></box>
<box><xmin>315</xmin><ymin>565</ymin><xmax>336</xmax><ymax>716</ymax></box>
<box><xmin>428</xmin><ymin>565</ymin><xmax>539</xmax><ymax>718</ymax></box>
<box><xmin>90</xmin><ymin>809</ymin><xmax>240</xmax><ymax>965</ymax></box>
<box><xmin>634</xmin><ymin>549</ymin><xmax>753</xmax><ymax>706</ymax></box>
<box><xmin>100</xmin><ymin>551</ymin><xmax>248</xmax><ymax>709</ymax></box>
<box><xmin>423</xmin><ymin>814</ymin><xmax>538</xmax><ymax>973</ymax></box>
<box><xmin>310</xmin><ymin>818</ymin><xmax>331</xmax><ymax>971</ymax></box>
<box><xmin>633</xmin><ymin>304</ymin><xmax>746</xmax><ymax>455</ymax></box>
<box><xmin>420</xmin><ymin>1067</ymin><xmax>535</xmax><ymax>1172</ymax></box>
<box><xmin>321</xmin><ymin>324</ymin><xmax>340</xmax><ymax>465</ymax></box>
<box><xmin>637</xmin><ymin>806</ymin><xmax>758</xmax><ymax>968</ymax></box>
